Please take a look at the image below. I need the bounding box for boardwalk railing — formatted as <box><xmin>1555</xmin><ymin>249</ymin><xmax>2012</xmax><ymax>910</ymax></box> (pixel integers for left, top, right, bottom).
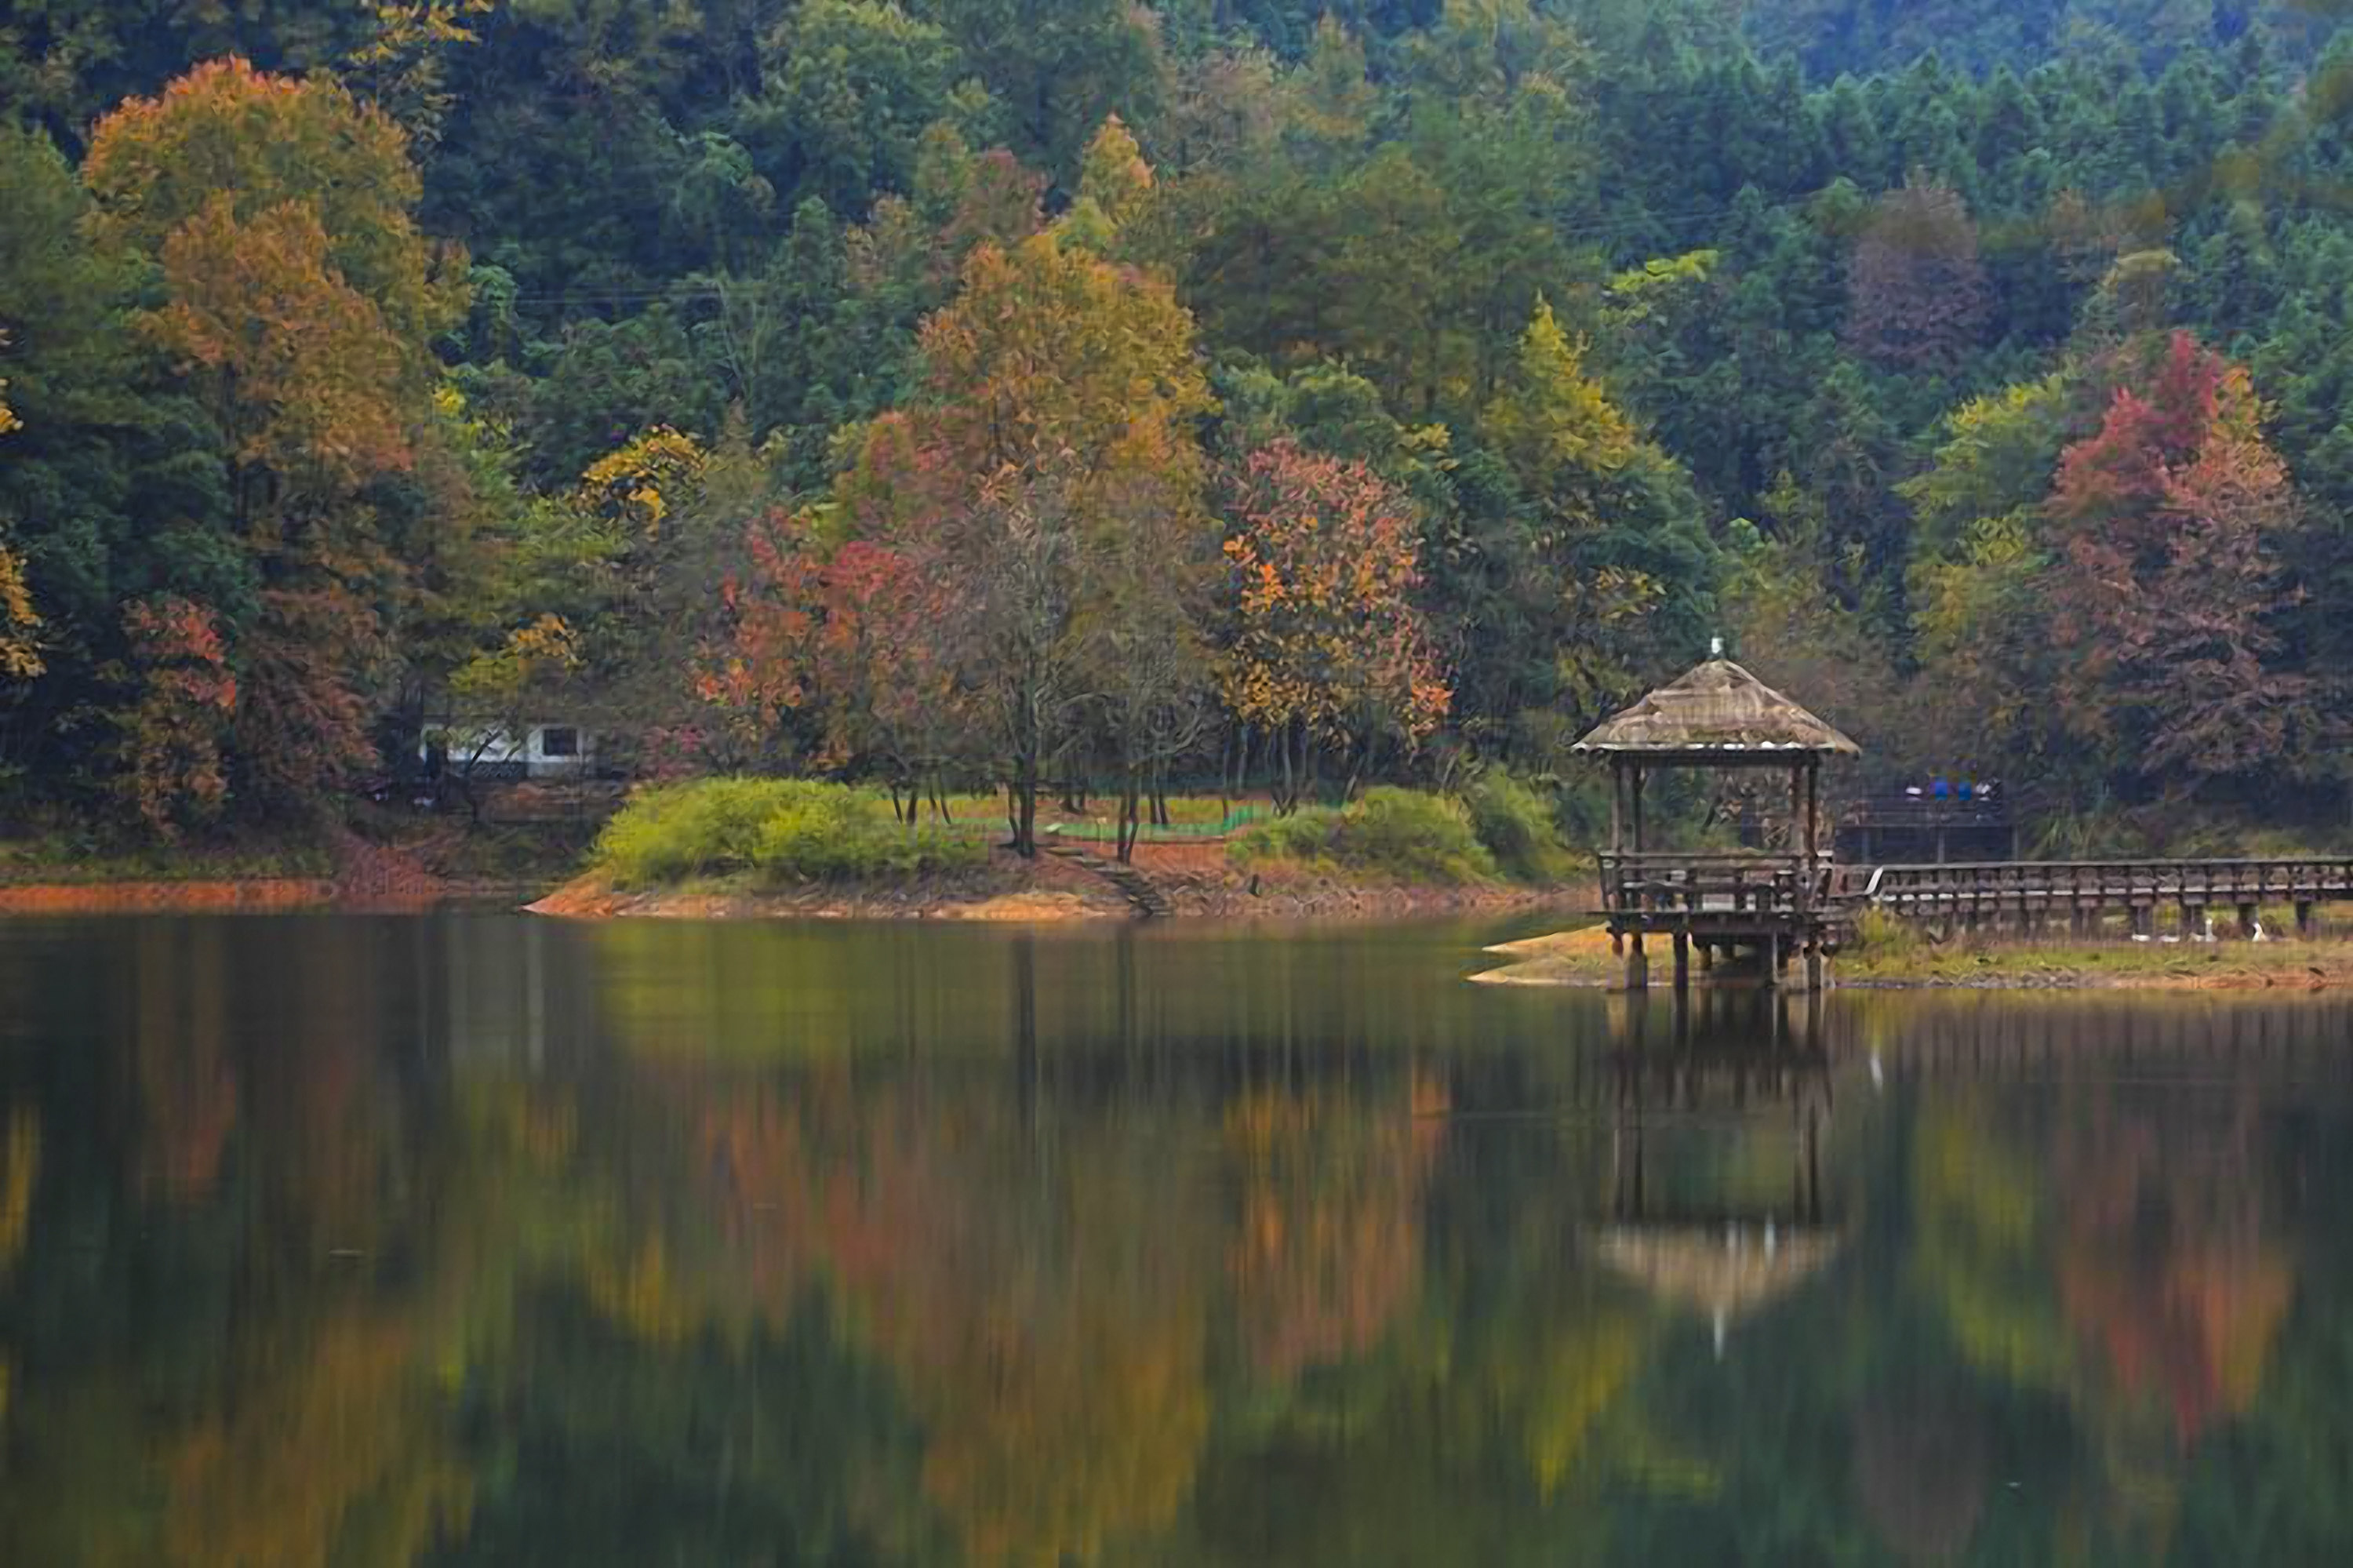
<box><xmin>1840</xmin><ymin>857</ymin><xmax>2353</xmax><ymax>927</ymax></box>
<box><xmin>1598</xmin><ymin>852</ymin><xmax>1836</xmax><ymax>917</ymax></box>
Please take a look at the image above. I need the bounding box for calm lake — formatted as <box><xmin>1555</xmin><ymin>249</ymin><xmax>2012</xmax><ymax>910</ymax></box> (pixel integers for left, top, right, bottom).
<box><xmin>2</xmin><ymin>914</ymin><xmax>2350</xmax><ymax>1565</ymax></box>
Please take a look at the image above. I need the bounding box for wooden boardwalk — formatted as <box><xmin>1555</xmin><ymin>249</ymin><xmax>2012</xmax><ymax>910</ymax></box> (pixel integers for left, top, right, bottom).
<box><xmin>1840</xmin><ymin>857</ymin><xmax>2353</xmax><ymax>936</ymax></box>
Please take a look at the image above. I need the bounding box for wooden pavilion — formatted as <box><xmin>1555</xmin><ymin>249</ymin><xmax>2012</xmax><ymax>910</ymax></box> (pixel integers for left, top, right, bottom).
<box><xmin>1573</xmin><ymin>655</ymin><xmax>1859</xmax><ymax>991</ymax></box>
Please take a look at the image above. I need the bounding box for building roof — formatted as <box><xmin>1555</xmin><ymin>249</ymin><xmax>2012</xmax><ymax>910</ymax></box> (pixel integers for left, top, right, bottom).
<box><xmin>1572</xmin><ymin>658</ymin><xmax>1860</xmax><ymax>758</ymax></box>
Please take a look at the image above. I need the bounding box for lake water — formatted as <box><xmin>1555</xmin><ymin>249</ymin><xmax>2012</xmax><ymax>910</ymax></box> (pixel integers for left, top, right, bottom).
<box><xmin>2</xmin><ymin>914</ymin><xmax>2350</xmax><ymax>1565</ymax></box>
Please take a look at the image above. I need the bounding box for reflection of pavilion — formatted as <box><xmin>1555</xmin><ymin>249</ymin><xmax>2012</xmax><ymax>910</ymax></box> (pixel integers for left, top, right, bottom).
<box><xmin>1597</xmin><ymin>991</ymin><xmax>1844</xmax><ymax>1350</ymax></box>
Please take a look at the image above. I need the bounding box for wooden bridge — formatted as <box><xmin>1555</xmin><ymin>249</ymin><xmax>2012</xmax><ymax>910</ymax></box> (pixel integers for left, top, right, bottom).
<box><xmin>1838</xmin><ymin>857</ymin><xmax>2353</xmax><ymax>937</ymax></box>
<box><xmin>1593</xmin><ymin>851</ymin><xmax>2353</xmax><ymax>989</ymax></box>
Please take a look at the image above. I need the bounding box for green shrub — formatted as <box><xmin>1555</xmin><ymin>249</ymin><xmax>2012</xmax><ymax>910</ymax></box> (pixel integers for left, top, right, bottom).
<box><xmin>1463</xmin><ymin>771</ymin><xmax>1576</xmax><ymax>882</ymax></box>
<box><xmin>1852</xmin><ymin>906</ymin><xmax>1923</xmax><ymax>956</ymax></box>
<box><xmin>592</xmin><ymin>779</ymin><xmax>983</xmax><ymax>887</ymax></box>
<box><xmin>1230</xmin><ymin>788</ymin><xmax>1497</xmax><ymax>884</ymax></box>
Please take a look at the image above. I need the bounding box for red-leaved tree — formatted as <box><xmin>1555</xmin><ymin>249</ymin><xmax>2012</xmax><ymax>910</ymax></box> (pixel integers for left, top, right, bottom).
<box><xmin>2047</xmin><ymin>332</ymin><xmax>2315</xmax><ymax>784</ymax></box>
<box><xmin>113</xmin><ymin>596</ymin><xmax>238</xmax><ymax>836</ymax></box>
<box><xmin>704</xmin><ymin>513</ymin><xmax>962</xmax><ymax>816</ymax></box>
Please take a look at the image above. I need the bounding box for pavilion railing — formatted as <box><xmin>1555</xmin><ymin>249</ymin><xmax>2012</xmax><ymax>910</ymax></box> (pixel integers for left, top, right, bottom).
<box><xmin>1597</xmin><ymin>851</ymin><xmax>1838</xmax><ymax>917</ymax></box>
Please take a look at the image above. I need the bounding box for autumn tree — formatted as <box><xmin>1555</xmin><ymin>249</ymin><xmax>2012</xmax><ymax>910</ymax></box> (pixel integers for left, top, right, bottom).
<box><xmin>1843</xmin><ymin>175</ymin><xmax>1989</xmax><ymax>371</ymax></box>
<box><xmin>82</xmin><ymin>56</ymin><xmax>468</xmax><ymax>809</ymax></box>
<box><xmin>2046</xmin><ymin>332</ymin><xmax>2318</xmax><ymax>788</ymax></box>
<box><xmin>703</xmin><ymin>511</ymin><xmax>963</xmax><ymax>814</ymax></box>
<box><xmin>110</xmin><ymin>596</ymin><xmax>238</xmax><ymax>836</ymax></box>
<box><xmin>0</xmin><ymin>333</ymin><xmax>35</xmax><ymax>686</ymax></box>
<box><xmin>851</xmin><ymin>227</ymin><xmax>1215</xmax><ymax>853</ymax></box>
<box><xmin>1220</xmin><ymin>441</ymin><xmax>1449</xmax><ymax>807</ymax></box>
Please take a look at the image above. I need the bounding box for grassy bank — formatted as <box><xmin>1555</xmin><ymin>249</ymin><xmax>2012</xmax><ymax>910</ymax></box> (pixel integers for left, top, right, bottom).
<box><xmin>1473</xmin><ymin>918</ymin><xmax>2353</xmax><ymax>991</ymax></box>
<box><xmin>589</xmin><ymin>780</ymin><xmax>986</xmax><ymax>889</ymax></box>
<box><xmin>536</xmin><ymin>777</ymin><xmax>1584</xmax><ymax>922</ymax></box>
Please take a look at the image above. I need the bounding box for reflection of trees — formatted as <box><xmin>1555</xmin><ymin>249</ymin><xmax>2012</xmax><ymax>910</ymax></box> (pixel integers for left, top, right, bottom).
<box><xmin>2052</xmin><ymin>1087</ymin><xmax>2293</xmax><ymax>1450</ymax></box>
<box><xmin>9</xmin><ymin>919</ymin><xmax>2350</xmax><ymax>1567</ymax></box>
<box><xmin>696</xmin><ymin>1076</ymin><xmax>1215</xmax><ymax>1567</ymax></box>
<box><xmin>1907</xmin><ymin>1061</ymin><xmax>2298</xmax><ymax>1559</ymax></box>
<box><xmin>165</xmin><ymin>1314</ymin><xmax>472</xmax><ymax>1568</ymax></box>
<box><xmin>1224</xmin><ymin>1074</ymin><xmax>1441</xmax><ymax>1383</ymax></box>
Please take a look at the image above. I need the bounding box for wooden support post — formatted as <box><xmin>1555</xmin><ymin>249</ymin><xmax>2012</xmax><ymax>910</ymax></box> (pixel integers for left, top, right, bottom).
<box><xmin>1626</xmin><ymin>930</ymin><xmax>1649</xmax><ymax>991</ymax></box>
<box><xmin>1631</xmin><ymin>765</ymin><xmax>1646</xmax><ymax>854</ymax></box>
<box><xmin>2238</xmin><ymin>903</ymin><xmax>2260</xmax><ymax>939</ymax></box>
<box><xmin>2297</xmin><ymin>900</ymin><xmax>2315</xmax><ymax>938</ymax></box>
<box><xmin>2131</xmin><ymin>905</ymin><xmax>2155</xmax><ymax>940</ymax></box>
<box><xmin>1672</xmin><ymin>931</ymin><xmax>1689</xmax><ymax>992</ymax></box>
<box><xmin>1804</xmin><ymin>940</ymin><xmax>1825</xmax><ymax>995</ymax></box>
<box><xmin>1609</xmin><ymin>762</ymin><xmax>1623</xmax><ymax>855</ymax></box>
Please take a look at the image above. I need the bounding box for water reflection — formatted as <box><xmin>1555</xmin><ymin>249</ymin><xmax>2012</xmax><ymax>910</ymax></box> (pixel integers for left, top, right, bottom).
<box><xmin>2</xmin><ymin>916</ymin><xmax>2351</xmax><ymax>1563</ymax></box>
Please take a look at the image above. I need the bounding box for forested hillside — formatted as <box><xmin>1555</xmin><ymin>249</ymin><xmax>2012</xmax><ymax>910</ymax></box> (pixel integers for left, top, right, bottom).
<box><xmin>2</xmin><ymin>0</ymin><xmax>2352</xmax><ymax>848</ymax></box>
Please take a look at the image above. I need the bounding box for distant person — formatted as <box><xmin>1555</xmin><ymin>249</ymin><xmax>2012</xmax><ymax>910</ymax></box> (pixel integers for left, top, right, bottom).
<box><xmin>1932</xmin><ymin>777</ymin><xmax>1950</xmax><ymax>800</ymax></box>
<box><xmin>1958</xmin><ymin>780</ymin><xmax>1974</xmax><ymax>802</ymax></box>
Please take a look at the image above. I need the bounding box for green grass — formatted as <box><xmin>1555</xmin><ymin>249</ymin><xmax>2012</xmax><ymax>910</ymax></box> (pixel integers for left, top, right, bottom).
<box><xmin>1229</xmin><ymin>788</ymin><xmax>1500</xmax><ymax>885</ymax></box>
<box><xmin>0</xmin><ymin>832</ymin><xmax>333</xmax><ymax>884</ymax></box>
<box><xmin>591</xmin><ymin>779</ymin><xmax>986</xmax><ymax>888</ymax></box>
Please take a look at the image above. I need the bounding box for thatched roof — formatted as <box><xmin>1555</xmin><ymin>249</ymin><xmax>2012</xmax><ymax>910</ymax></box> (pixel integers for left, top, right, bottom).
<box><xmin>1573</xmin><ymin>659</ymin><xmax>1859</xmax><ymax>758</ymax></box>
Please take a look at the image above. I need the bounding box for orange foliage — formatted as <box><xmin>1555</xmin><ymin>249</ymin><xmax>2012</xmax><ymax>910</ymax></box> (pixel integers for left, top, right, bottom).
<box><xmin>1220</xmin><ymin>439</ymin><xmax>1450</xmax><ymax>750</ymax></box>
<box><xmin>154</xmin><ymin>195</ymin><xmax>415</xmax><ymax>486</ymax></box>
<box><xmin>112</xmin><ymin>595</ymin><xmax>238</xmax><ymax>836</ymax></box>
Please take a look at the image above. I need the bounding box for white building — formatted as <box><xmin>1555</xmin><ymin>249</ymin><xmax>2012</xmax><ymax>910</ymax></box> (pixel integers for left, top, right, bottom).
<box><xmin>420</xmin><ymin>720</ymin><xmax>599</xmax><ymax>781</ymax></box>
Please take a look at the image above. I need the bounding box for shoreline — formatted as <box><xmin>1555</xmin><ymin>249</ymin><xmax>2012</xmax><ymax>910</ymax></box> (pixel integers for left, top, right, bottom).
<box><xmin>1471</xmin><ymin>925</ymin><xmax>2353</xmax><ymax>992</ymax></box>
<box><xmin>526</xmin><ymin>856</ymin><xmax>1569</xmax><ymax>924</ymax></box>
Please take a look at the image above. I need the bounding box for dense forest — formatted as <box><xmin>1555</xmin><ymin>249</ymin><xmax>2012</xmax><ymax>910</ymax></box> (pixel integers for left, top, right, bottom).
<box><xmin>4</xmin><ymin>0</ymin><xmax>2353</xmax><ymax>849</ymax></box>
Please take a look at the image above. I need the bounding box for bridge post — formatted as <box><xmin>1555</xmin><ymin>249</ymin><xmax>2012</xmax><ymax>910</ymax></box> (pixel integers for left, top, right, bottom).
<box><xmin>1624</xmin><ymin>930</ymin><xmax>1649</xmax><ymax>991</ymax></box>
<box><xmin>1803</xmin><ymin>940</ymin><xmax>1826</xmax><ymax>994</ymax></box>
<box><xmin>2297</xmin><ymin>900</ymin><xmax>2315</xmax><ymax>938</ymax></box>
<box><xmin>2238</xmin><ymin>903</ymin><xmax>2260</xmax><ymax>940</ymax></box>
<box><xmin>1671</xmin><ymin>931</ymin><xmax>1689</xmax><ymax>992</ymax></box>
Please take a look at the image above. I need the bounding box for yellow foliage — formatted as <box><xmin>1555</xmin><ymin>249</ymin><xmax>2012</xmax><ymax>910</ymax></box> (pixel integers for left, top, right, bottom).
<box><xmin>449</xmin><ymin>613</ymin><xmax>580</xmax><ymax>709</ymax></box>
<box><xmin>579</xmin><ymin>426</ymin><xmax>707</xmax><ymax>538</ymax></box>
<box><xmin>2</xmin><ymin>329</ymin><xmax>20</xmax><ymax>435</ymax></box>
<box><xmin>355</xmin><ymin>0</ymin><xmax>499</xmax><ymax>63</ymax></box>
<box><xmin>1076</xmin><ymin>114</ymin><xmax>1153</xmax><ymax>231</ymax></box>
<box><xmin>0</xmin><ymin>544</ymin><xmax>43</xmax><ymax>682</ymax></box>
<box><xmin>1486</xmin><ymin>297</ymin><xmax>1639</xmax><ymax>493</ymax></box>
